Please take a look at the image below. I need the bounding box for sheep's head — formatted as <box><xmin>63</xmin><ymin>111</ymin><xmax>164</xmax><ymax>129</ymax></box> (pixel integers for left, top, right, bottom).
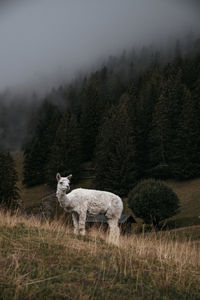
<box><xmin>56</xmin><ymin>173</ymin><xmax>72</xmax><ymax>193</ymax></box>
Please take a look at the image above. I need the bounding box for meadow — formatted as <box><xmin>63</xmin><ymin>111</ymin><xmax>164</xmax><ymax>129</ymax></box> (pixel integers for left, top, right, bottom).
<box><xmin>0</xmin><ymin>210</ymin><xmax>199</xmax><ymax>299</ymax></box>
<box><xmin>1</xmin><ymin>153</ymin><xmax>197</xmax><ymax>299</ymax></box>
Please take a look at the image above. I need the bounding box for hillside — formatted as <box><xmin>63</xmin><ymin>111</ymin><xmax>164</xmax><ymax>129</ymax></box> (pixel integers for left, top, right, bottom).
<box><xmin>14</xmin><ymin>152</ymin><xmax>200</xmax><ymax>228</ymax></box>
<box><xmin>167</xmin><ymin>179</ymin><xmax>200</xmax><ymax>227</ymax></box>
<box><xmin>0</xmin><ymin>211</ymin><xmax>199</xmax><ymax>299</ymax></box>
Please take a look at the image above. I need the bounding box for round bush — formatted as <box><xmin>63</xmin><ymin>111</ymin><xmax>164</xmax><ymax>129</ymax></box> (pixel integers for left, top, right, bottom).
<box><xmin>128</xmin><ymin>179</ymin><xmax>180</xmax><ymax>228</ymax></box>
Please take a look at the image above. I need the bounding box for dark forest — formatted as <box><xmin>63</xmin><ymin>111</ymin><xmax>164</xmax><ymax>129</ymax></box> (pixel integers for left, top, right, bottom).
<box><xmin>12</xmin><ymin>39</ymin><xmax>200</xmax><ymax>197</ymax></box>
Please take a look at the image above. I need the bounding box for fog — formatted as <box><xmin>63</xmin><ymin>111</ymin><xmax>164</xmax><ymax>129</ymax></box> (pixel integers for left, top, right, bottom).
<box><xmin>0</xmin><ymin>0</ymin><xmax>200</xmax><ymax>93</ymax></box>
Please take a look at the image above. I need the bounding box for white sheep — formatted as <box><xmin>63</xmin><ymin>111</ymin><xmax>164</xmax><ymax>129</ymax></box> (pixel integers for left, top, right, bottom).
<box><xmin>56</xmin><ymin>173</ymin><xmax>123</xmax><ymax>245</ymax></box>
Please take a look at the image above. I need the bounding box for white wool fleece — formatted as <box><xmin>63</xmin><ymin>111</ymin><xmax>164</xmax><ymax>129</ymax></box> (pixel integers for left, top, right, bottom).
<box><xmin>56</xmin><ymin>173</ymin><xmax>123</xmax><ymax>245</ymax></box>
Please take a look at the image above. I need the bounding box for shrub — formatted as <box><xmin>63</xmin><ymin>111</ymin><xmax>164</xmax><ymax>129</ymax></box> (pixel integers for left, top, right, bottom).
<box><xmin>128</xmin><ymin>179</ymin><xmax>180</xmax><ymax>228</ymax></box>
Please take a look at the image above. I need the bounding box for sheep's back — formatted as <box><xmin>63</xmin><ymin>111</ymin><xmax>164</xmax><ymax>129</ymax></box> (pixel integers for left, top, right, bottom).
<box><xmin>68</xmin><ymin>188</ymin><xmax>123</xmax><ymax>216</ymax></box>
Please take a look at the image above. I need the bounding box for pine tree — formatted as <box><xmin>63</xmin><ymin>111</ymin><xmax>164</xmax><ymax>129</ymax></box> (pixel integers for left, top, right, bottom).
<box><xmin>107</xmin><ymin>72</ymin><xmax>125</xmax><ymax>105</ymax></box>
<box><xmin>0</xmin><ymin>151</ymin><xmax>19</xmax><ymax>208</ymax></box>
<box><xmin>95</xmin><ymin>96</ymin><xmax>137</xmax><ymax>196</ymax></box>
<box><xmin>46</xmin><ymin>109</ymin><xmax>81</xmax><ymax>187</ymax></box>
<box><xmin>148</xmin><ymin>93</ymin><xmax>171</xmax><ymax>178</ymax></box>
<box><xmin>80</xmin><ymin>78</ymin><xmax>102</xmax><ymax>161</ymax></box>
<box><xmin>23</xmin><ymin>101</ymin><xmax>61</xmax><ymax>186</ymax></box>
<box><xmin>148</xmin><ymin>68</ymin><xmax>185</xmax><ymax>174</ymax></box>
<box><xmin>134</xmin><ymin>67</ymin><xmax>163</xmax><ymax>177</ymax></box>
<box><xmin>171</xmin><ymin>88</ymin><xmax>200</xmax><ymax>179</ymax></box>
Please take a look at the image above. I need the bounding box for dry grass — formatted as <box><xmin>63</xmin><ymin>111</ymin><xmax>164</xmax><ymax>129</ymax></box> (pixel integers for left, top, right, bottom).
<box><xmin>167</xmin><ymin>178</ymin><xmax>200</xmax><ymax>227</ymax></box>
<box><xmin>0</xmin><ymin>210</ymin><xmax>199</xmax><ymax>299</ymax></box>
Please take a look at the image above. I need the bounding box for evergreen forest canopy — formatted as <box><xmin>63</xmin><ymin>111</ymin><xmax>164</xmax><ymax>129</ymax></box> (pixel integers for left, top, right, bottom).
<box><xmin>1</xmin><ymin>38</ymin><xmax>200</xmax><ymax>198</ymax></box>
<box><xmin>21</xmin><ymin>39</ymin><xmax>200</xmax><ymax>196</ymax></box>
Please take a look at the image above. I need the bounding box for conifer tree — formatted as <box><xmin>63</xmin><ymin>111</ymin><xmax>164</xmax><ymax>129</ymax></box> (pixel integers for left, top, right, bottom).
<box><xmin>23</xmin><ymin>101</ymin><xmax>61</xmax><ymax>186</ymax></box>
<box><xmin>80</xmin><ymin>75</ymin><xmax>106</xmax><ymax>161</ymax></box>
<box><xmin>135</xmin><ymin>67</ymin><xmax>163</xmax><ymax>176</ymax></box>
<box><xmin>171</xmin><ymin>88</ymin><xmax>200</xmax><ymax>179</ymax></box>
<box><xmin>0</xmin><ymin>151</ymin><xmax>19</xmax><ymax>208</ymax></box>
<box><xmin>148</xmin><ymin>93</ymin><xmax>171</xmax><ymax>178</ymax></box>
<box><xmin>148</xmin><ymin>69</ymin><xmax>185</xmax><ymax>176</ymax></box>
<box><xmin>46</xmin><ymin>109</ymin><xmax>81</xmax><ymax>187</ymax></box>
<box><xmin>95</xmin><ymin>96</ymin><xmax>137</xmax><ymax>196</ymax></box>
<box><xmin>107</xmin><ymin>72</ymin><xmax>125</xmax><ymax>105</ymax></box>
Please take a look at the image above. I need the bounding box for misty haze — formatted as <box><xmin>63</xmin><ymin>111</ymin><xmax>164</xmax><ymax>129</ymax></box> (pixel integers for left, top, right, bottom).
<box><xmin>0</xmin><ymin>0</ymin><xmax>199</xmax><ymax>92</ymax></box>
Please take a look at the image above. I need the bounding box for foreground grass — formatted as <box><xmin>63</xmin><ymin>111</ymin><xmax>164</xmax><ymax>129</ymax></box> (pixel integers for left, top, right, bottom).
<box><xmin>0</xmin><ymin>211</ymin><xmax>199</xmax><ymax>299</ymax></box>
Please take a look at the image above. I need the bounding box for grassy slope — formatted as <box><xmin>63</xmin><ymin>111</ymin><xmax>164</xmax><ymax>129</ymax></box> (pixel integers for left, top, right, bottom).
<box><xmin>167</xmin><ymin>179</ymin><xmax>200</xmax><ymax>227</ymax></box>
<box><xmin>0</xmin><ymin>211</ymin><xmax>199</xmax><ymax>300</ymax></box>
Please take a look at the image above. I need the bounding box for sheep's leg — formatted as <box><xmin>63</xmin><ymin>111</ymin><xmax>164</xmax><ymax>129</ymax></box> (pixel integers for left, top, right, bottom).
<box><xmin>72</xmin><ymin>212</ymin><xmax>79</xmax><ymax>235</ymax></box>
<box><xmin>78</xmin><ymin>213</ymin><xmax>86</xmax><ymax>236</ymax></box>
<box><xmin>107</xmin><ymin>218</ymin><xmax>120</xmax><ymax>246</ymax></box>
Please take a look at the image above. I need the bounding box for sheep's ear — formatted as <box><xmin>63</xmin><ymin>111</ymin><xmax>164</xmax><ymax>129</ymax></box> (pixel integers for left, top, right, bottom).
<box><xmin>67</xmin><ymin>174</ymin><xmax>72</xmax><ymax>181</ymax></box>
<box><xmin>56</xmin><ymin>173</ymin><xmax>61</xmax><ymax>181</ymax></box>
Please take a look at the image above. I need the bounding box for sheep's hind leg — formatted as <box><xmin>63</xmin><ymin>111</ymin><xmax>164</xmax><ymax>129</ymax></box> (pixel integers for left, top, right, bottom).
<box><xmin>107</xmin><ymin>218</ymin><xmax>120</xmax><ymax>246</ymax></box>
<box><xmin>79</xmin><ymin>213</ymin><xmax>86</xmax><ymax>236</ymax></box>
<box><xmin>72</xmin><ymin>212</ymin><xmax>79</xmax><ymax>235</ymax></box>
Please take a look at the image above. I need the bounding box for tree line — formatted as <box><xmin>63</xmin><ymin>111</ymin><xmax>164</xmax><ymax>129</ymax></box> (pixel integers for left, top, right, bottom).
<box><xmin>1</xmin><ymin>39</ymin><xmax>200</xmax><ymax>210</ymax></box>
<box><xmin>22</xmin><ymin>41</ymin><xmax>200</xmax><ymax>197</ymax></box>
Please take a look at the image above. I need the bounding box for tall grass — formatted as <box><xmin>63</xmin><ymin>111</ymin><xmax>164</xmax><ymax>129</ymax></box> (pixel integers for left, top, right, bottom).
<box><xmin>0</xmin><ymin>210</ymin><xmax>199</xmax><ymax>299</ymax></box>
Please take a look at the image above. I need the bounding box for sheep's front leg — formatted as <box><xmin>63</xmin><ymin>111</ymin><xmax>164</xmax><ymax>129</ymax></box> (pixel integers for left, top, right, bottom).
<box><xmin>79</xmin><ymin>213</ymin><xmax>86</xmax><ymax>236</ymax></box>
<box><xmin>72</xmin><ymin>212</ymin><xmax>79</xmax><ymax>235</ymax></box>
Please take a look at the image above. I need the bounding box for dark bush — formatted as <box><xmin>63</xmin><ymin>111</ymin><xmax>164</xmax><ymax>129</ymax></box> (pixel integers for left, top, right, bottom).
<box><xmin>128</xmin><ymin>179</ymin><xmax>180</xmax><ymax>228</ymax></box>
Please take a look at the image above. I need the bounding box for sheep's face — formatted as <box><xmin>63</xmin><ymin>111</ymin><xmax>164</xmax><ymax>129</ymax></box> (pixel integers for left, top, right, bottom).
<box><xmin>56</xmin><ymin>173</ymin><xmax>72</xmax><ymax>193</ymax></box>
